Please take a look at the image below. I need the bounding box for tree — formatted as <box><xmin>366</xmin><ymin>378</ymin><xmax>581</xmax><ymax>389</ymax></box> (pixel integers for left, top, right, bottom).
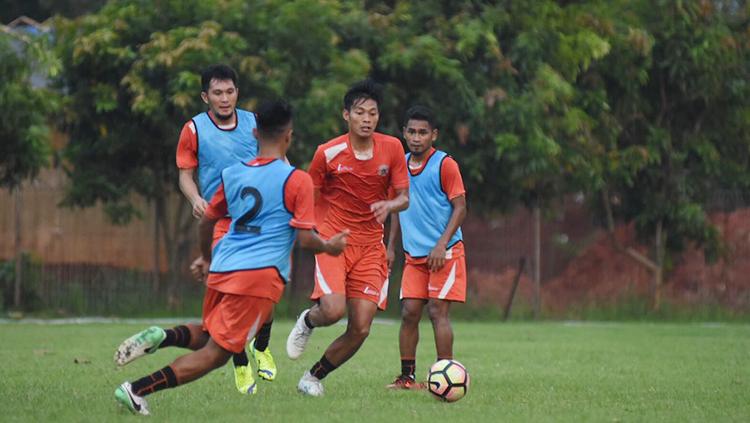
<box><xmin>582</xmin><ymin>0</ymin><xmax>750</xmax><ymax>309</ymax></box>
<box><xmin>0</xmin><ymin>30</ymin><xmax>58</xmax><ymax>309</ymax></box>
<box><xmin>55</xmin><ymin>0</ymin><xmax>372</xmax><ymax>307</ymax></box>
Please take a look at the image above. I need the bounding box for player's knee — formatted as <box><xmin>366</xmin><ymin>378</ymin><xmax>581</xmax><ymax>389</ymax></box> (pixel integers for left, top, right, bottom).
<box><xmin>347</xmin><ymin>324</ymin><xmax>370</xmax><ymax>342</ymax></box>
<box><xmin>427</xmin><ymin>303</ymin><xmax>450</xmax><ymax>324</ymax></box>
<box><xmin>401</xmin><ymin>308</ymin><xmax>421</xmax><ymax>326</ymax></box>
<box><xmin>319</xmin><ymin>301</ymin><xmax>346</xmax><ymax>323</ymax></box>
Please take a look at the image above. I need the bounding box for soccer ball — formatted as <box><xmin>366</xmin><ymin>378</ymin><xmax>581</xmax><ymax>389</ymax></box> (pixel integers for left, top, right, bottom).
<box><xmin>427</xmin><ymin>359</ymin><xmax>470</xmax><ymax>402</ymax></box>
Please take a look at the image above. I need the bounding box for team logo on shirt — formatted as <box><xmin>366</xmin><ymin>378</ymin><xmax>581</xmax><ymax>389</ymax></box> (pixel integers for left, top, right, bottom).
<box><xmin>337</xmin><ymin>163</ymin><xmax>354</xmax><ymax>173</ymax></box>
<box><xmin>378</xmin><ymin>164</ymin><xmax>389</xmax><ymax>176</ymax></box>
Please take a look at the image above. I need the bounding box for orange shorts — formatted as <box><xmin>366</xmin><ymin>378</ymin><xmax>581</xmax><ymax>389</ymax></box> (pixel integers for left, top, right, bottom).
<box><xmin>202</xmin><ymin>287</ymin><xmax>274</xmax><ymax>353</ymax></box>
<box><xmin>311</xmin><ymin>243</ymin><xmax>389</xmax><ymax>310</ymax></box>
<box><xmin>400</xmin><ymin>243</ymin><xmax>467</xmax><ymax>303</ymax></box>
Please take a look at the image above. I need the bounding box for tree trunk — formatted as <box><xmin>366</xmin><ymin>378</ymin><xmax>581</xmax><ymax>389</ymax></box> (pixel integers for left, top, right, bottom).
<box><xmin>533</xmin><ymin>205</ymin><xmax>541</xmax><ymax>319</ymax></box>
<box><xmin>652</xmin><ymin>220</ymin><xmax>665</xmax><ymax>312</ymax></box>
<box><xmin>152</xmin><ymin>200</ymin><xmax>161</xmax><ymax>294</ymax></box>
<box><xmin>13</xmin><ymin>186</ymin><xmax>22</xmax><ymax>309</ymax></box>
<box><xmin>602</xmin><ymin>189</ymin><xmax>664</xmax><ymax>310</ymax></box>
<box><xmin>158</xmin><ymin>192</ymin><xmax>196</xmax><ymax>312</ymax></box>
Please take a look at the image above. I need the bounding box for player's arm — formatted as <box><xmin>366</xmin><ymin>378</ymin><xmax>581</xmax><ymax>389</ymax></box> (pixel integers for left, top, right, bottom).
<box><xmin>195</xmin><ymin>184</ymin><xmax>228</xmax><ymax>280</ymax></box>
<box><xmin>297</xmin><ymin>229</ymin><xmax>349</xmax><ymax>256</ymax></box>
<box><xmin>427</xmin><ymin>157</ymin><xmax>467</xmax><ymax>272</ymax></box>
<box><xmin>427</xmin><ymin>194</ymin><xmax>466</xmax><ymax>272</ymax></box>
<box><xmin>179</xmin><ymin>168</ymin><xmax>208</xmax><ymax>219</ymax></box>
<box><xmin>176</xmin><ymin>121</ymin><xmax>207</xmax><ymax>218</ymax></box>
<box><xmin>371</xmin><ymin>188</ymin><xmax>409</xmax><ymax>224</ymax></box>
<box><xmin>372</xmin><ymin>142</ymin><xmax>411</xmax><ymax>224</ymax></box>
<box><xmin>386</xmin><ymin>212</ymin><xmax>401</xmax><ymax>271</ymax></box>
<box><xmin>288</xmin><ymin>169</ymin><xmax>348</xmax><ymax>255</ymax></box>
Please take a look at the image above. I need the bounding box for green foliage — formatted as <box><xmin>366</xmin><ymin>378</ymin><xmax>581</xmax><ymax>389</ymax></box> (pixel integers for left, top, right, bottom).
<box><xmin>54</xmin><ymin>0</ymin><xmax>750</xmax><ymax>269</ymax></box>
<box><xmin>0</xmin><ymin>33</ymin><xmax>57</xmax><ymax>188</ymax></box>
<box><xmin>584</xmin><ymin>0</ymin><xmax>750</xmax><ymax>260</ymax></box>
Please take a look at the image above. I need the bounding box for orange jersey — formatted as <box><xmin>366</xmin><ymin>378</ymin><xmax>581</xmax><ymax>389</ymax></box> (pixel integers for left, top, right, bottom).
<box><xmin>175</xmin><ymin>120</ymin><xmax>199</xmax><ymax>169</ymax></box>
<box><xmin>308</xmin><ymin>132</ymin><xmax>409</xmax><ymax>245</ymax></box>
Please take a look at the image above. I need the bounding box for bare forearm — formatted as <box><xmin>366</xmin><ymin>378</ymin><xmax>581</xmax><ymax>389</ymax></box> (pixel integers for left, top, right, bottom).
<box><xmin>387</xmin><ymin>213</ymin><xmax>400</xmax><ymax>249</ymax></box>
<box><xmin>438</xmin><ymin>199</ymin><xmax>466</xmax><ymax>246</ymax></box>
<box><xmin>179</xmin><ymin>170</ymin><xmax>203</xmax><ymax>204</ymax></box>
<box><xmin>297</xmin><ymin>230</ymin><xmax>333</xmax><ymax>255</ymax></box>
<box><xmin>199</xmin><ymin>219</ymin><xmax>217</xmax><ymax>260</ymax></box>
<box><xmin>389</xmin><ymin>191</ymin><xmax>409</xmax><ymax>213</ymax></box>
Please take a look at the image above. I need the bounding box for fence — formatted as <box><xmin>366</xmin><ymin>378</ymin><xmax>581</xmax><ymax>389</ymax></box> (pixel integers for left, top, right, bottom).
<box><xmin>2</xmin><ymin>168</ymin><xmax>749</xmax><ymax>318</ymax></box>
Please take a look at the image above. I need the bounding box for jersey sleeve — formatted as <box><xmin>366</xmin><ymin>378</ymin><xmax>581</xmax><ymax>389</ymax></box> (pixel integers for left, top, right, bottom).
<box><xmin>176</xmin><ymin>120</ymin><xmax>198</xmax><ymax>169</ymax></box>
<box><xmin>204</xmin><ymin>183</ymin><xmax>228</xmax><ymax>219</ymax></box>
<box><xmin>440</xmin><ymin>156</ymin><xmax>466</xmax><ymax>200</ymax></box>
<box><xmin>307</xmin><ymin>147</ymin><xmax>328</xmax><ymax>189</ymax></box>
<box><xmin>285</xmin><ymin>170</ymin><xmax>316</xmax><ymax>229</ymax></box>
<box><xmin>389</xmin><ymin>142</ymin><xmax>409</xmax><ymax>191</ymax></box>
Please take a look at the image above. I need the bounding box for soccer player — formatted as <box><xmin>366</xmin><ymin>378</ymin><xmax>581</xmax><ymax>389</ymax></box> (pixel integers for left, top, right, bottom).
<box><xmin>114</xmin><ymin>100</ymin><xmax>349</xmax><ymax>415</ymax></box>
<box><xmin>128</xmin><ymin>64</ymin><xmax>274</xmax><ymax>394</ymax></box>
<box><xmin>385</xmin><ymin>105</ymin><xmax>467</xmax><ymax>389</ymax></box>
<box><xmin>286</xmin><ymin>79</ymin><xmax>410</xmax><ymax>396</ymax></box>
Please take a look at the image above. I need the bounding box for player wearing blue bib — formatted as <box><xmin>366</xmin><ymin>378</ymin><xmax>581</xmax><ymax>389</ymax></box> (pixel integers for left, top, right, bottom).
<box><xmin>386</xmin><ymin>106</ymin><xmax>468</xmax><ymax>390</ymax></box>
<box><xmin>114</xmin><ymin>101</ymin><xmax>349</xmax><ymax>415</ymax></box>
<box><xmin>116</xmin><ymin>65</ymin><xmax>272</xmax><ymax>396</ymax></box>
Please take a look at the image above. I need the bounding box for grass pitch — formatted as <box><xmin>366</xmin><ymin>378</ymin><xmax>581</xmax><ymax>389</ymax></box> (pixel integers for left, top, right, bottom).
<box><xmin>1</xmin><ymin>320</ymin><xmax>748</xmax><ymax>422</ymax></box>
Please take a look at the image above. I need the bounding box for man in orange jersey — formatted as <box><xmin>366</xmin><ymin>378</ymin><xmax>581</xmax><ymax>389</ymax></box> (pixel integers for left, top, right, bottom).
<box><xmin>385</xmin><ymin>105</ymin><xmax>467</xmax><ymax>390</ymax></box>
<box><xmin>286</xmin><ymin>79</ymin><xmax>410</xmax><ymax>396</ymax></box>
<box><xmin>114</xmin><ymin>100</ymin><xmax>349</xmax><ymax>415</ymax></box>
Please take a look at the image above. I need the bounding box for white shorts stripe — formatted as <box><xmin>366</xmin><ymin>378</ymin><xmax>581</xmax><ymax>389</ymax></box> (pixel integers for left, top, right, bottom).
<box><xmin>315</xmin><ymin>257</ymin><xmax>332</xmax><ymax>295</ymax></box>
<box><xmin>379</xmin><ymin>277</ymin><xmax>389</xmax><ymax>308</ymax></box>
<box><xmin>437</xmin><ymin>262</ymin><xmax>457</xmax><ymax>300</ymax></box>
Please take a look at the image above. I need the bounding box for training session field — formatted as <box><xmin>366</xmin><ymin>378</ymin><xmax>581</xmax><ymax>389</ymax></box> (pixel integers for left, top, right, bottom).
<box><xmin>2</xmin><ymin>320</ymin><xmax>748</xmax><ymax>422</ymax></box>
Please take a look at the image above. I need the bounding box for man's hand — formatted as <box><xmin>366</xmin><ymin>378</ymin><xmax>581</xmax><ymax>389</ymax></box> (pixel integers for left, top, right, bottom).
<box><xmin>370</xmin><ymin>200</ymin><xmax>392</xmax><ymax>224</ymax></box>
<box><xmin>189</xmin><ymin>255</ymin><xmax>209</xmax><ymax>282</ymax></box>
<box><xmin>427</xmin><ymin>241</ymin><xmax>447</xmax><ymax>272</ymax></box>
<box><xmin>325</xmin><ymin>230</ymin><xmax>350</xmax><ymax>256</ymax></box>
<box><xmin>191</xmin><ymin>198</ymin><xmax>209</xmax><ymax>219</ymax></box>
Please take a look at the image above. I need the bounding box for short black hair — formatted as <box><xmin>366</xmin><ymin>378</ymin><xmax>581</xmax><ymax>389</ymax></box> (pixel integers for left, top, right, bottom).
<box><xmin>343</xmin><ymin>79</ymin><xmax>382</xmax><ymax>110</ymax></box>
<box><xmin>404</xmin><ymin>105</ymin><xmax>438</xmax><ymax>129</ymax></box>
<box><xmin>201</xmin><ymin>64</ymin><xmax>238</xmax><ymax>92</ymax></box>
<box><xmin>255</xmin><ymin>100</ymin><xmax>293</xmax><ymax>139</ymax></box>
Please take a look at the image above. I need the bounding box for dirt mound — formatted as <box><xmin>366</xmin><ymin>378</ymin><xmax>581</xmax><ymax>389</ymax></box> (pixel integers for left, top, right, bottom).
<box><xmin>541</xmin><ymin>209</ymin><xmax>750</xmax><ymax>312</ymax></box>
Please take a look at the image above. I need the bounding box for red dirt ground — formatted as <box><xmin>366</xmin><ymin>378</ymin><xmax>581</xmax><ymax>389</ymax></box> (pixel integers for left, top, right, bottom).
<box><xmin>469</xmin><ymin>209</ymin><xmax>750</xmax><ymax>314</ymax></box>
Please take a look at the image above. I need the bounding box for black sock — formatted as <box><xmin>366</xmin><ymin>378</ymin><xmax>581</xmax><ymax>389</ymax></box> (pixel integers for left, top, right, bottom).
<box><xmin>401</xmin><ymin>358</ymin><xmax>416</xmax><ymax>378</ymax></box>
<box><xmin>254</xmin><ymin>320</ymin><xmax>273</xmax><ymax>351</ymax></box>
<box><xmin>309</xmin><ymin>355</ymin><xmax>337</xmax><ymax>380</ymax></box>
<box><xmin>303</xmin><ymin>313</ymin><xmax>315</xmax><ymax>329</ymax></box>
<box><xmin>232</xmin><ymin>351</ymin><xmax>249</xmax><ymax>367</ymax></box>
<box><xmin>131</xmin><ymin>366</ymin><xmax>178</xmax><ymax>397</ymax></box>
<box><xmin>159</xmin><ymin>325</ymin><xmax>191</xmax><ymax>349</ymax></box>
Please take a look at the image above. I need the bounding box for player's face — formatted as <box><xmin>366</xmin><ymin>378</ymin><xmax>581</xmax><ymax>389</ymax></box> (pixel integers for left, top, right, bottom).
<box><xmin>343</xmin><ymin>98</ymin><xmax>379</xmax><ymax>139</ymax></box>
<box><xmin>201</xmin><ymin>78</ymin><xmax>238</xmax><ymax>121</ymax></box>
<box><xmin>403</xmin><ymin>119</ymin><xmax>437</xmax><ymax>156</ymax></box>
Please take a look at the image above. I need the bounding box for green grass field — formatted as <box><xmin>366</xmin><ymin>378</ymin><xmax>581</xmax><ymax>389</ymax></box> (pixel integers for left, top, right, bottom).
<box><xmin>1</xmin><ymin>320</ymin><xmax>749</xmax><ymax>422</ymax></box>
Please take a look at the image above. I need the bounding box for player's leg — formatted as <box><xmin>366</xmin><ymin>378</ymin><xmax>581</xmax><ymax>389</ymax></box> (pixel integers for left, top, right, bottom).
<box><xmin>115</xmin><ymin>338</ymin><xmax>232</xmax><ymax>415</ymax></box>
<box><xmin>426</xmin><ymin>252</ymin><xmax>467</xmax><ymax>360</ymax></box>
<box><xmin>388</xmin><ymin>260</ymin><xmax>430</xmax><ymax>389</ymax></box>
<box><xmin>427</xmin><ymin>299</ymin><xmax>453</xmax><ymax>359</ymax></box>
<box><xmin>298</xmin><ymin>298</ymin><xmax>378</xmax><ymax>396</ymax></box>
<box><xmin>114</xmin><ymin>323</ymin><xmax>207</xmax><ymax>366</ymax></box>
<box><xmin>387</xmin><ymin>298</ymin><xmax>426</xmax><ymax>389</ymax></box>
<box><xmin>250</xmin><ymin>311</ymin><xmax>277</xmax><ymax>381</ymax></box>
<box><xmin>287</xmin><ymin>251</ymin><xmax>348</xmax><ymax>360</ymax></box>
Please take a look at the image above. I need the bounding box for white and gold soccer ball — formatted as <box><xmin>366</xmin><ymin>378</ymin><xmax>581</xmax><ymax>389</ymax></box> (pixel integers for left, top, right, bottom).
<box><xmin>427</xmin><ymin>359</ymin><xmax>470</xmax><ymax>402</ymax></box>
